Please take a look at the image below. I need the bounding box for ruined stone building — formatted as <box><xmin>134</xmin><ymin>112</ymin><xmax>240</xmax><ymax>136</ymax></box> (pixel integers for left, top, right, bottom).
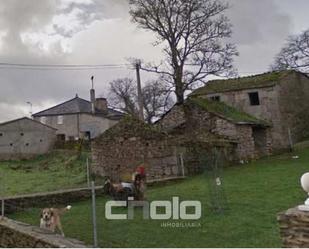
<box><xmin>191</xmin><ymin>70</ymin><xmax>309</xmax><ymax>150</ymax></box>
<box><xmin>92</xmin><ymin>97</ymin><xmax>272</xmax><ymax>181</ymax></box>
<box><xmin>0</xmin><ymin>117</ymin><xmax>56</xmax><ymax>160</ymax></box>
<box><xmin>33</xmin><ymin>88</ymin><xmax>123</xmax><ymax>141</ymax></box>
<box><xmin>156</xmin><ymin>97</ymin><xmax>272</xmax><ymax>160</ymax></box>
<box><xmin>92</xmin><ymin>116</ymin><xmax>235</xmax><ymax>181</ymax></box>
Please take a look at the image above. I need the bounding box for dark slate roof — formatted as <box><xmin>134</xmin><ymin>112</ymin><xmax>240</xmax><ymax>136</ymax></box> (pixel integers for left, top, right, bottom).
<box><xmin>0</xmin><ymin>117</ymin><xmax>57</xmax><ymax>130</ymax></box>
<box><xmin>190</xmin><ymin>70</ymin><xmax>304</xmax><ymax>96</ymax></box>
<box><xmin>33</xmin><ymin>96</ymin><xmax>124</xmax><ymax>120</ymax></box>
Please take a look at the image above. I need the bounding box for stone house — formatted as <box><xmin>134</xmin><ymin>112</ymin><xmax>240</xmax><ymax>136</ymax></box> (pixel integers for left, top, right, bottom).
<box><xmin>91</xmin><ymin>97</ymin><xmax>272</xmax><ymax>181</ymax></box>
<box><xmin>33</xmin><ymin>88</ymin><xmax>123</xmax><ymax>141</ymax></box>
<box><xmin>91</xmin><ymin>116</ymin><xmax>235</xmax><ymax>182</ymax></box>
<box><xmin>156</xmin><ymin>97</ymin><xmax>272</xmax><ymax>160</ymax></box>
<box><xmin>190</xmin><ymin>70</ymin><xmax>309</xmax><ymax>150</ymax></box>
<box><xmin>0</xmin><ymin>117</ymin><xmax>56</xmax><ymax>160</ymax></box>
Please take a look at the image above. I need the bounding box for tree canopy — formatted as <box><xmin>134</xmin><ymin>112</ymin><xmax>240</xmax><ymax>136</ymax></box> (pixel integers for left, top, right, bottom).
<box><xmin>129</xmin><ymin>0</ymin><xmax>238</xmax><ymax>103</ymax></box>
<box><xmin>272</xmin><ymin>29</ymin><xmax>309</xmax><ymax>74</ymax></box>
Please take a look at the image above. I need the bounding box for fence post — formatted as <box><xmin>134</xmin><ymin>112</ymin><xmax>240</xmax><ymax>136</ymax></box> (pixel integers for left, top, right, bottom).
<box><xmin>288</xmin><ymin>127</ymin><xmax>293</xmax><ymax>152</ymax></box>
<box><xmin>91</xmin><ymin>181</ymin><xmax>98</xmax><ymax>247</ymax></box>
<box><xmin>86</xmin><ymin>158</ymin><xmax>90</xmax><ymax>187</ymax></box>
<box><xmin>1</xmin><ymin>199</ymin><xmax>4</xmax><ymax>218</ymax></box>
<box><xmin>1</xmin><ymin>171</ymin><xmax>4</xmax><ymax>218</ymax></box>
<box><xmin>180</xmin><ymin>153</ymin><xmax>185</xmax><ymax>177</ymax></box>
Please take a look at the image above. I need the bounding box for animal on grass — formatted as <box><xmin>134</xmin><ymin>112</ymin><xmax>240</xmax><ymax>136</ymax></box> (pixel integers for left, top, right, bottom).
<box><xmin>40</xmin><ymin>205</ymin><xmax>71</xmax><ymax>236</ymax></box>
<box><xmin>103</xmin><ymin>175</ymin><xmax>146</xmax><ymax>201</ymax></box>
<box><xmin>103</xmin><ymin>177</ymin><xmax>134</xmax><ymax>201</ymax></box>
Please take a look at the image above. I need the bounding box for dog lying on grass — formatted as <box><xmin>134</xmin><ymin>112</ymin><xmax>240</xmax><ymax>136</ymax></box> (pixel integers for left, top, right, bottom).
<box><xmin>40</xmin><ymin>205</ymin><xmax>71</xmax><ymax>236</ymax></box>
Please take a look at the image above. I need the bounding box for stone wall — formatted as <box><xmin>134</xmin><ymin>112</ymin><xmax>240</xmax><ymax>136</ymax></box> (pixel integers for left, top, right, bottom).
<box><xmin>0</xmin><ymin>217</ymin><xmax>87</xmax><ymax>248</ymax></box>
<box><xmin>235</xmin><ymin>125</ymin><xmax>255</xmax><ymax>160</ymax></box>
<box><xmin>278</xmin><ymin>72</ymin><xmax>309</xmax><ymax>146</ymax></box>
<box><xmin>157</xmin><ymin>102</ymin><xmax>270</xmax><ymax>161</ymax></box>
<box><xmin>92</xmin><ymin>135</ymin><xmax>183</xmax><ymax>182</ymax></box>
<box><xmin>203</xmin><ymin>71</ymin><xmax>309</xmax><ymax>150</ymax></box>
<box><xmin>3</xmin><ymin>186</ymin><xmax>103</xmax><ymax>214</ymax></box>
<box><xmin>203</xmin><ymin>86</ymin><xmax>284</xmax><ymax>149</ymax></box>
<box><xmin>92</xmin><ymin>116</ymin><xmax>237</xmax><ymax>181</ymax></box>
<box><xmin>277</xmin><ymin>207</ymin><xmax>309</xmax><ymax>248</ymax></box>
<box><xmin>157</xmin><ymin>104</ymin><xmax>186</xmax><ymax>131</ymax></box>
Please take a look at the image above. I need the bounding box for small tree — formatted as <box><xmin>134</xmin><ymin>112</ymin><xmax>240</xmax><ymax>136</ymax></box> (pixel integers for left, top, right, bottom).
<box><xmin>142</xmin><ymin>80</ymin><xmax>173</xmax><ymax>123</ymax></box>
<box><xmin>272</xmin><ymin>29</ymin><xmax>309</xmax><ymax>74</ymax></box>
<box><xmin>108</xmin><ymin>78</ymin><xmax>173</xmax><ymax>123</ymax></box>
<box><xmin>109</xmin><ymin>78</ymin><xmax>139</xmax><ymax>116</ymax></box>
<box><xmin>129</xmin><ymin>0</ymin><xmax>238</xmax><ymax>104</ymax></box>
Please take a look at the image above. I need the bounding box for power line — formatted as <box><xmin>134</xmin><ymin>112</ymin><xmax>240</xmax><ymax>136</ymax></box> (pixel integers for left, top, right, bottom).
<box><xmin>0</xmin><ymin>62</ymin><xmax>131</xmax><ymax>71</ymax></box>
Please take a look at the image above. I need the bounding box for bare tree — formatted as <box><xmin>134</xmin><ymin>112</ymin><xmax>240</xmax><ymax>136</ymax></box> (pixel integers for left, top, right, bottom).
<box><xmin>109</xmin><ymin>78</ymin><xmax>138</xmax><ymax>116</ymax></box>
<box><xmin>108</xmin><ymin>78</ymin><xmax>173</xmax><ymax>123</ymax></box>
<box><xmin>129</xmin><ymin>0</ymin><xmax>238</xmax><ymax>104</ymax></box>
<box><xmin>272</xmin><ymin>29</ymin><xmax>309</xmax><ymax>74</ymax></box>
<box><xmin>142</xmin><ymin>80</ymin><xmax>173</xmax><ymax>123</ymax></box>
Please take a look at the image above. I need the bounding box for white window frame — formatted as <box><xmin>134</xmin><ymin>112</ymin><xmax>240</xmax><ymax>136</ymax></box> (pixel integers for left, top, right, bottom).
<box><xmin>57</xmin><ymin>115</ymin><xmax>64</xmax><ymax>125</ymax></box>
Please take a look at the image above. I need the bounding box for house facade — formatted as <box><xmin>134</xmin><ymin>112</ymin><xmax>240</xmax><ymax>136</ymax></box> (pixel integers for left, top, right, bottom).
<box><xmin>0</xmin><ymin>117</ymin><xmax>56</xmax><ymax>160</ymax></box>
<box><xmin>156</xmin><ymin>97</ymin><xmax>272</xmax><ymax>160</ymax></box>
<box><xmin>33</xmin><ymin>89</ymin><xmax>123</xmax><ymax>141</ymax></box>
<box><xmin>191</xmin><ymin>70</ymin><xmax>309</xmax><ymax>150</ymax></box>
<box><xmin>91</xmin><ymin>98</ymin><xmax>272</xmax><ymax>181</ymax></box>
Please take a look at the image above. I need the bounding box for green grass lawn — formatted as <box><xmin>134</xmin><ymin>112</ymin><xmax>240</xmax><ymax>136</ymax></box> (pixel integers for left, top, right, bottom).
<box><xmin>0</xmin><ymin>150</ymin><xmax>89</xmax><ymax>197</ymax></box>
<box><xmin>8</xmin><ymin>147</ymin><xmax>309</xmax><ymax>247</ymax></box>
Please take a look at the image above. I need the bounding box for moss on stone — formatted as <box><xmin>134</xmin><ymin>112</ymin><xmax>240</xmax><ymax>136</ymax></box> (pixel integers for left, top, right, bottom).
<box><xmin>98</xmin><ymin>115</ymin><xmax>166</xmax><ymax>141</ymax></box>
<box><xmin>191</xmin><ymin>70</ymin><xmax>294</xmax><ymax>95</ymax></box>
<box><xmin>187</xmin><ymin>97</ymin><xmax>269</xmax><ymax>125</ymax></box>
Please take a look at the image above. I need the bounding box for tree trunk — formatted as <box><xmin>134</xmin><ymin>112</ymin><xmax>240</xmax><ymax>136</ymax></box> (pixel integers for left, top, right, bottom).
<box><xmin>175</xmin><ymin>65</ymin><xmax>184</xmax><ymax>104</ymax></box>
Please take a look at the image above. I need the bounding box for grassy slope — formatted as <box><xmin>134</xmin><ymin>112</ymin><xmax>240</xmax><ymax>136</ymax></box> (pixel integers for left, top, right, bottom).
<box><xmin>0</xmin><ymin>150</ymin><xmax>88</xmax><ymax>197</ymax></box>
<box><xmin>9</xmin><ymin>147</ymin><xmax>309</xmax><ymax>248</ymax></box>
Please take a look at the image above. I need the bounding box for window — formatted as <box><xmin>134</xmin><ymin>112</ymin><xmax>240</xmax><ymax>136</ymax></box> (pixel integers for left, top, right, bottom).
<box><xmin>210</xmin><ymin>95</ymin><xmax>221</xmax><ymax>102</ymax></box>
<box><xmin>248</xmin><ymin>92</ymin><xmax>260</xmax><ymax>106</ymax></box>
<box><xmin>57</xmin><ymin>115</ymin><xmax>63</xmax><ymax>125</ymax></box>
<box><xmin>0</xmin><ymin>133</ymin><xmax>3</xmax><ymax>137</ymax></box>
<box><xmin>20</xmin><ymin>133</ymin><xmax>24</xmax><ymax>136</ymax></box>
<box><xmin>40</xmin><ymin>116</ymin><xmax>46</xmax><ymax>124</ymax></box>
<box><xmin>25</xmin><ymin>143</ymin><xmax>29</xmax><ymax>146</ymax></box>
<box><xmin>57</xmin><ymin>134</ymin><xmax>66</xmax><ymax>141</ymax></box>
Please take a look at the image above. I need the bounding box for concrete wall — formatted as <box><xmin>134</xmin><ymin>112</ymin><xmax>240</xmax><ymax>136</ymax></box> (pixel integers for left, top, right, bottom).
<box><xmin>79</xmin><ymin>113</ymin><xmax>118</xmax><ymax>139</ymax></box>
<box><xmin>0</xmin><ymin>218</ymin><xmax>87</xmax><ymax>248</ymax></box>
<box><xmin>0</xmin><ymin>118</ymin><xmax>56</xmax><ymax>160</ymax></box>
<box><xmin>34</xmin><ymin>113</ymin><xmax>119</xmax><ymax>140</ymax></box>
<box><xmin>34</xmin><ymin>114</ymin><xmax>79</xmax><ymax>140</ymax></box>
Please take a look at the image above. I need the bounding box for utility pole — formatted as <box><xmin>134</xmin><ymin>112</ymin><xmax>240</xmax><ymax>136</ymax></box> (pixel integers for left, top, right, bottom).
<box><xmin>135</xmin><ymin>61</ymin><xmax>144</xmax><ymax>121</ymax></box>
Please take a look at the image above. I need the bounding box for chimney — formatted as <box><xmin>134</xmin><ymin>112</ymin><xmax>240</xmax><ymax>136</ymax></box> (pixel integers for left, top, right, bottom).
<box><xmin>90</xmin><ymin>88</ymin><xmax>95</xmax><ymax>114</ymax></box>
<box><xmin>90</xmin><ymin>76</ymin><xmax>95</xmax><ymax>114</ymax></box>
<box><xmin>95</xmin><ymin>98</ymin><xmax>108</xmax><ymax>113</ymax></box>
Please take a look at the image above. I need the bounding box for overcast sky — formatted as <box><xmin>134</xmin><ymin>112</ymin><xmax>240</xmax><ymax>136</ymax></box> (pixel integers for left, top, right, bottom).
<box><xmin>0</xmin><ymin>0</ymin><xmax>308</xmax><ymax>122</ymax></box>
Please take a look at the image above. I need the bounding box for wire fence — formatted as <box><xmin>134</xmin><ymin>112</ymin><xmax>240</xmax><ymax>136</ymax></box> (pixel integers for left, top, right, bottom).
<box><xmin>0</xmin><ymin>147</ymin><xmax>229</xmax><ymax>247</ymax></box>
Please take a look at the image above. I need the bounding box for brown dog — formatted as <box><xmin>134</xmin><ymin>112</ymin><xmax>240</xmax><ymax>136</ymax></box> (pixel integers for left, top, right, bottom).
<box><xmin>40</xmin><ymin>205</ymin><xmax>71</xmax><ymax>236</ymax></box>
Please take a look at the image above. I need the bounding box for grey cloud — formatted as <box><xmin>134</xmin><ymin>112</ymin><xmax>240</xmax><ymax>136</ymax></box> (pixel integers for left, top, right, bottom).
<box><xmin>226</xmin><ymin>0</ymin><xmax>293</xmax><ymax>74</ymax></box>
<box><xmin>0</xmin><ymin>0</ymin><xmax>308</xmax><ymax>122</ymax></box>
<box><xmin>0</xmin><ymin>0</ymin><xmax>57</xmax><ymax>56</ymax></box>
